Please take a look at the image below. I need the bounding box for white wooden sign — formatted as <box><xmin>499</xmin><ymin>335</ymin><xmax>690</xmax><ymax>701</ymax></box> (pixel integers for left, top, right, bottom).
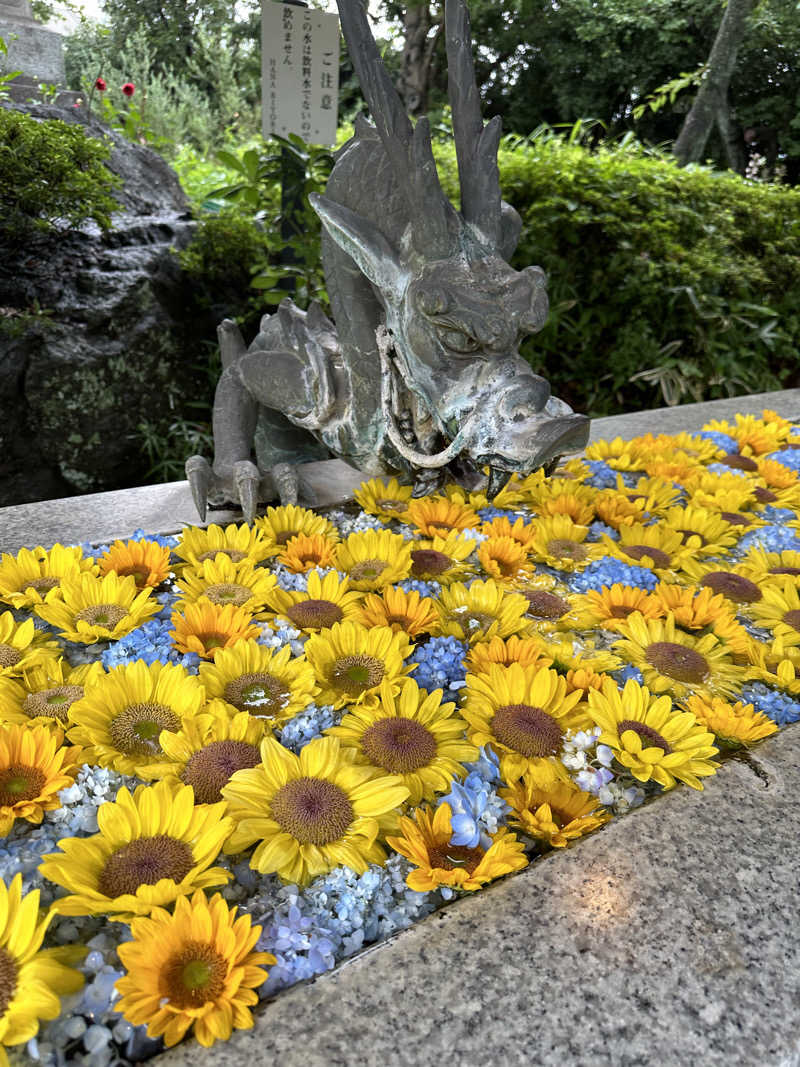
<box><xmin>261</xmin><ymin>0</ymin><xmax>340</xmax><ymax>146</ymax></box>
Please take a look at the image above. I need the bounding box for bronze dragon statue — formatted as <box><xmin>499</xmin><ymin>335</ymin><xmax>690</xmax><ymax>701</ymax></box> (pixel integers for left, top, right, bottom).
<box><xmin>185</xmin><ymin>0</ymin><xmax>590</xmax><ymax>523</ymax></box>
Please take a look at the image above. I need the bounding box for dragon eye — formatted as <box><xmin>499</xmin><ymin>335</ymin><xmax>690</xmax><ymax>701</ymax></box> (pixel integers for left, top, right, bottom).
<box><xmin>437</xmin><ymin>327</ymin><xmax>480</xmax><ymax>353</ymax></box>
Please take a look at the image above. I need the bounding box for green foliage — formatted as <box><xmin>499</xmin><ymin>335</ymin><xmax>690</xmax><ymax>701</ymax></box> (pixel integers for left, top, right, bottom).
<box><xmin>178</xmin><ymin>210</ymin><xmax>269</xmax><ymax>315</ymax></box>
<box><xmin>0</xmin><ymin>35</ymin><xmax>22</xmax><ymax>100</ymax></box>
<box><xmin>432</xmin><ymin>129</ymin><xmax>800</xmax><ymax>416</ymax></box>
<box><xmin>0</xmin><ymin>109</ymin><xmax>119</xmax><ymax>243</ymax></box>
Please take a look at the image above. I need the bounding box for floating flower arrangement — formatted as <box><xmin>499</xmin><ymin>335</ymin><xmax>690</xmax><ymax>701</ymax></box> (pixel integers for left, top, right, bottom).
<box><xmin>1</xmin><ymin>410</ymin><xmax>800</xmax><ymax>1065</ymax></box>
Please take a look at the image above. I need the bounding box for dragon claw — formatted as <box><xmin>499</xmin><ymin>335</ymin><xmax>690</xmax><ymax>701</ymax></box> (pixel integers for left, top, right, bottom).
<box><xmin>234</xmin><ymin>461</ymin><xmax>262</xmax><ymax>525</ymax></box>
<box><xmin>271</xmin><ymin>463</ymin><xmax>299</xmax><ymax>506</ymax></box>
<box><xmin>185</xmin><ymin>455</ymin><xmax>212</xmax><ymax>523</ymax></box>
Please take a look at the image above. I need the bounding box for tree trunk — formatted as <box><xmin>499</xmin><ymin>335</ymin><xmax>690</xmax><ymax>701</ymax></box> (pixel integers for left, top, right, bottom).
<box><xmin>400</xmin><ymin>1</ymin><xmax>441</xmax><ymax>116</ymax></box>
<box><xmin>673</xmin><ymin>0</ymin><xmax>756</xmax><ymax>167</ymax></box>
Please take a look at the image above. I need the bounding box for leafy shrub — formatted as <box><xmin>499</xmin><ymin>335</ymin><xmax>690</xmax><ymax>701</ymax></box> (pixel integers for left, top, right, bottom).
<box><xmin>0</xmin><ymin>108</ymin><xmax>119</xmax><ymax>242</ymax></box>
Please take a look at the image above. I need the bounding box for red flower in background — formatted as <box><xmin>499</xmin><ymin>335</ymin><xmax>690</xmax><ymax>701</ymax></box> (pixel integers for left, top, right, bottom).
<box><xmin>94</xmin><ymin>76</ymin><xmax>107</xmax><ymax>91</ymax></box>
<box><xmin>121</xmin><ymin>82</ymin><xmax>135</xmax><ymax>97</ymax></box>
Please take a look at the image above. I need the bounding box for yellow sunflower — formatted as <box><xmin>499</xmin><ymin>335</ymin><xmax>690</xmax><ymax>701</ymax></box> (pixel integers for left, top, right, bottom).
<box><xmin>517</xmin><ymin>586</ymin><xmax>576</xmax><ymax>629</ymax></box>
<box><xmin>479</xmin><ymin>515</ymin><xmax>537</xmax><ymax>551</ymax></box>
<box><xmin>678</xmin><ymin>557</ymin><xmax>764</xmax><ymax>607</ymax></box>
<box><xmin>533</xmin><ymin>483</ymin><xmax>597</xmax><ymax>527</ymax></box>
<box><xmin>174</xmin><ymin>556</ymin><xmax>277</xmax><ymax>616</ymax></box>
<box><xmin>0</xmin><ymin>659</ymin><xmax>105</xmax><ymax>729</ymax></box>
<box><xmin>592</xmin><ymin>491</ymin><xmax>646</xmax><ymax>531</ymax></box>
<box><xmin>327</xmin><ymin>678</ymin><xmax>476</xmax><ymax>805</ymax></box>
<box><xmin>740</xmin><ymin>548</ymin><xmax>800</xmax><ymax>588</ymax></box>
<box><xmin>278</xmin><ymin>533</ymin><xmax>338</xmax><ymax>574</ymax></box>
<box><xmin>138</xmin><ymin>701</ymin><xmax>269</xmax><ymax>803</ymax></box>
<box><xmin>304</xmin><ymin>621</ymin><xmax>414</xmax><ymax>709</ymax></box>
<box><xmin>404</xmin><ymin>496</ymin><xmax>481</xmax><ymax>538</ymax></box>
<box><xmin>462</xmin><ymin>663</ymin><xmax>584</xmax><ymax>780</ymax></box>
<box><xmin>620</xmin><ymin>475</ymin><xmax>684</xmax><ymax>517</ymax></box>
<box><xmin>175</xmin><ymin>523</ymin><xmax>273</xmax><ymax>572</ymax></box>
<box><xmin>170</xmin><ymin>601</ymin><xmax>261</xmax><ymax>660</ymax></box>
<box><xmin>500</xmin><ymin>767</ymin><xmax>610</xmax><ymax>848</ymax></box>
<box><xmin>536</xmin><ymin>636</ymin><xmax>621</xmax><ymax>679</ymax></box>
<box><xmin>0</xmin><ymin>613</ymin><xmax>60</xmax><ymax>678</ymax></box>
<box><xmin>222</xmin><ymin>735</ymin><xmax>410</xmax><ymax>886</ymax></box>
<box><xmin>748</xmin><ymin>580</ymin><xmax>800</xmax><ymax>646</ymax></box>
<box><xmin>652</xmin><ymin>583</ymin><xmax>732</xmax><ymax>629</ymax></box>
<box><xmin>266</xmin><ymin>569</ymin><xmax>363</xmax><ymax>632</ymax></box>
<box><xmin>584</xmin><ymin>436</ymin><xmax>640</xmax><ymax>470</ymax></box>
<box><xmin>612</xmin><ymin>612</ymin><xmax>745</xmax><ymax>699</ymax></box>
<box><xmin>602</xmin><ymin>523</ymin><xmax>691</xmax><ymax>575</ymax></box>
<box><xmin>571</xmin><ymin>585</ymin><xmax>664</xmax><ymax>631</ymax></box>
<box><xmin>0</xmin><ymin>722</ymin><xmax>81</xmax><ymax>834</ymax></box>
<box><xmin>435</xmin><ymin>579</ymin><xmax>532</xmax><ymax>645</ymax></box>
<box><xmin>587</xmin><ymin>677</ymin><xmax>719</xmax><ymax>790</ymax></box>
<box><xmin>66</xmin><ymin>659</ymin><xmax>207</xmax><ymax>775</ymax></box>
<box><xmin>255</xmin><ymin>504</ymin><xmax>339</xmax><ymax>552</ymax></box>
<box><xmin>115</xmin><ymin>890</ymin><xmax>273</xmax><ymax>1049</ymax></box>
<box><xmin>198</xmin><ymin>640</ymin><xmax>316</xmax><ymax>725</ymax></box>
<box><xmin>477</xmin><ymin>537</ymin><xmax>534</xmax><ymax>586</ymax></box>
<box><xmin>0</xmin><ymin>544</ymin><xmax>96</xmax><ymax>610</ymax></box>
<box><xmin>408</xmin><ymin>534</ymin><xmax>476</xmax><ymax>585</ymax></box>
<box><xmin>661</xmin><ymin>505</ymin><xmax>739</xmax><ymax>556</ymax></box>
<box><xmin>465</xmin><ymin>635</ymin><xmax>552</xmax><ymax>676</ymax></box>
<box><xmin>40</xmin><ymin>779</ymin><xmax>232</xmax><ymax>919</ymax></box>
<box><xmin>335</xmin><ymin>529</ymin><xmax>412</xmax><ymax>592</ymax></box>
<box><xmin>527</xmin><ymin>515</ymin><xmax>599</xmax><ymax>571</ymax></box>
<box><xmin>34</xmin><ymin>573</ymin><xmax>160</xmax><ymax>644</ymax></box>
<box><xmin>386</xmin><ymin>802</ymin><xmax>527</xmax><ymax>892</ymax></box>
<box><xmin>681</xmin><ymin>694</ymin><xmax>778</xmax><ymax>747</ymax></box>
<box><xmin>354</xmin><ymin>477</ymin><xmax>413</xmax><ymax>521</ymax></box>
<box><xmin>98</xmin><ymin>538</ymin><xmax>171</xmax><ymax>589</ymax></box>
<box><xmin>0</xmin><ymin>875</ymin><xmax>84</xmax><ymax>1059</ymax></box>
<box><xmin>353</xmin><ymin>585</ymin><xmax>439</xmax><ymax>638</ymax></box>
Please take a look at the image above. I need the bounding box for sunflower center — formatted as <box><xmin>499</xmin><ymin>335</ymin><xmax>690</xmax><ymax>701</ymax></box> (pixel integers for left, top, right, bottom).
<box><xmin>116</xmin><ymin>564</ymin><xmax>153</xmax><ymax>587</ymax></box>
<box><xmin>270</xmin><ymin>776</ymin><xmax>353</xmax><ymax>844</ymax></box>
<box><xmin>109</xmin><ymin>703</ymin><xmax>181</xmax><ymax>757</ymax></box>
<box><xmin>495</xmin><ymin>557</ymin><xmax>520</xmax><ymax>578</ymax></box>
<box><xmin>753</xmin><ymin>487</ymin><xmax>777</xmax><ymax>503</ymax></box>
<box><xmin>348</xmin><ymin>558</ymin><xmax>389</xmax><ymax>582</ymax></box>
<box><xmin>0</xmin><ymin>764</ymin><xmax>46</xmax><ymax>806</ymax></box>
<box><xmin>609</xmin><ymin>604</ymin><xmax>636</xmax><ymax>618</ymax></box>
<box><xmin>427</xmin><ymin>842</ymin><xmax>484</xmax><ymax>874</ymax></box>
<box><xmin>286</xmin><ymin>599</ymin><xmax>343</xmax><ymax>630</ymax></box>
<box><xmin>25</xmin><ymin>576</ymin><xmax>60</xmax><ymax>595</ymax></box>
<box><xmin>546</xmin><ymin>538</ymin><xmax>587</xmax><ymax>562</ymax></box>
<box><xmin>622</xmin><ymin>545</ymin><xmax>671</xmax><ymax>569</ymax></box>
<box><xmin>675</xmin><ymin>529</ymin><xmax>707</xmax><ymax>547</ymax></box>
<box><xmin>331</xmin><ymin>654</ymin><xmax>385</xmax><ymax>696</ymax></box>
<box><xmin>0</xmin><ymin>948</ymin><xmax>18</xmax><ymax>1019</ymax></box>
<box><xmin>224</xmin><ymin>672</ymin><xmax>290</xmax><ymax>717</ymax></box>
<box><xmin>361</xmin><ymin>718</ymin><xmax>437</xmax><ymax>774</ymax></box>
<box><xmin>782</xmin><ymin>610</ymin><xmax>800</xmax><ymax>633</ymax></box>
<box><xmin>411</xmin><ymin>549</ymin><xmax>452</xmax><ymax>578</ymax></box>
<box><xmin>161</xmin><ymin>941</ymin><xmax>228</xmax><ymax>1009</ymax></box>
<box><xmin>274</xmin><ymin>530</ymin><xmax>300</xmax><ymax>545</ymax></box>
<box><xmin>618</xmin><ymin>718</ymin><xmax>672</xmax><ymax>755</ymax></box>
<box><xmin>182</xmin><ymin>740</ymin><xmax>261</xmax><ymax>803</ymax></box>
<box><xmin>74</xmin><ymin>603</ymin><xmax>128</xmax><ymax>629</ymax></box>
<box><xmin>492</xmin><ymin>703</ymin><xmax>562</xmax><ymax>758</ymax></box>
<box><xmin>719</xmin><ymin>511</ymin><xmax>750</xmax><ymax>527</ymax></box>
<box><xmin>378</xmin><ymin>498</ymin><xmax>407</xmax><ymax>513</ymax></box>
<box><xmin>23</xmin><ymin>684</ymin><xmax>84</xmax><ymax>723</ymax></box>
<box><xmin>201</xmin><ymin>632</ymin><xmax>230</xmax><ymax>652</ymax></box>
<box><xmin>700</xmin><ymin>571</ymin><xmax>761</xmax><ymax>604</ymax></box>
<box><xmin>202</xmin><ymin>582</ymin><xmax>252</xmax><ymax>607</ymax></box>
<box><xmin>770</xmin><ymin>566</ymin><xmax>800</xmax><ymax>577</ymax></box>
<box><xmin>0</xmin><ymin>645</ymin><xmax>21</xmax><ymax>669</ymax></box>
<box><xmin>522</xmin><ymin>590</ymin><xmax>569</xmax><ymax>620</ymax></box>
<box><xmin>428</xmin><ymin>522</ymin><xmax>456</xmax><ymax>534</ymax></box>
<box><xmin>645</xmin><ymin>641</ymin><xmax>709</xmax><ymax>684</ymax></box>
<box><xmin>197</xmin><ymin>548</ymin><xmax>248</xmax><ymax>563</ymax></box>
<box><xmin>98</xmin><ymin>834</ymin><xmax>194</xmax><ymax>897</ymax></box>
<box><xmin>719</xmin><ymin>453</ymin><xmax>758</xmax><ymax>472</ymax></box>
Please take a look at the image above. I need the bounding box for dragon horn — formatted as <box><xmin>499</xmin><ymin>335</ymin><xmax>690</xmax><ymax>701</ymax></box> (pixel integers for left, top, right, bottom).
<box><xmin>185</xmin><ymin>455</ymin><xmax>211</xmax><ymax>522</ymax></box>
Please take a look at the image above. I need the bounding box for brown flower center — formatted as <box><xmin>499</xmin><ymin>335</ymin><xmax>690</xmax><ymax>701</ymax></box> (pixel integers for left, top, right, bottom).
<box><xmin>378</xmin><ymin>498</ymin><xmax>407</xmax><ymax>513</ymax></box>
<box><xmin>457</xmin><ymin>611</ymin><xmax>498</xmax><ymax>635</ymax></box>
<box><xmin>700</xmin><ymin>571</ymin><xmax>761</xmax><ymax>604</ymax></box>
<box><xmin>182</xmin><ymin>740</ymin><xmax>261</xmax><ymax>803</ymax></box>
<box><xmin>74</xmin><ymin>603</ymin><xmax>128</xmax><ymax>629</ymax></box>
<box><xmin>522</xmin><ymin>590</ymin><xmax>569</xmax><ymax>620</ymax></box>
<box><xmin>115</xmin><ymin>565</ymin><xmax>153</xmax><ymax>588</ymax></box>
<box><xmin>770</xmin><ymin>566</ymin><xmax>800</xmax><ymax>577</ymax></box>
<box><xmin>201</xmin><ymin>582</ymin><xmax>252</xmax><ymax>608</ymax></box>
<box><xmin>197</xmin><ymin>548</ymin><xmax>248</xmax><ymax>563</ymax></box>
<box><xmin>361</xmin><ymin>718</ymin><xmax>437</xmax><ymax>774</ymax></box>
<box><xmin>428</xmin><ymin>522</ymin><xmax>456</xmax><ymax>534</ymax></box>
<box><xmin>492</xmin><ymin>703</ymin><xmax>562</xmax><ymax>758</ymax></box>
<box><xmin>224</xmin><ymin>672</ymin><xmax>290</xmax><ymax>717</ymax></box>
<box><xmin>718</xmin><ymin>453</ymin><xmax>758</xmax><ymax>472</ymax></box>
<box><xmin>161</xmin><ymin>941</ymin><xmax>228</xmax><ymax>1010</ymax></box>
<box><xmin>719</xmin><ymin>511</ymin><xmax>750</xmax><ymax>526</ymax></box>
<box><xmin>270</xmin><ymin>776</ymin><xmax>353</xmax><ymax>844</ymax></box>
<box><xmin>286</xmin><ymin>598</ymin><xmax>343</xmax><ymax>630</ymax></box>
<box><xmin>348</xmin><ymin>558</ymin><xmax>389</xmax><ymax>583</ymax></box>
<box><xmin>609</xmin><ymin>604</ymin><xmax>637</xmax><ymax>618</ymax></box>
<box><xmin>427</xmin><ymin>842</ymin><xmax>484</xmax><ymax>874</ymax></box>
<box><xmin>753</xmin><ymin>487</ymin><xmax>777</xmax><ymax>503</ymax></box>
<box><xmin>109</xmin><ymin>703</ymin><xmax>181</xmax><ymax>757</ymax></box>
<box><xmin>782</xmin><ymin>610</ymin><xmax>800</xmax><ymax>633</ymax></box>
<box><xmin>98</xmin><ymin>834</ymin><xmax>194</xmax><ymax>897</ymax></box>
<box><xmin>23</xmin><ymin>684</ymin><xmax>84</xmax><ymax>723</ymax></box>
<box><xmin>645</xmin><ymin>641</ymin><xmax>709</xmax><ymax>684</ymax></box>
<box><xmin>0</xmin><ymin>764</ymin><xmax>46</xmax><ymax>806</ymax></box>
<box><xmin>411</xmin><ymin>549</ymin><xmax>452</xmax><ymax>578</ymax></box>
<box><xmin>331</xmin><ymin>654</ymin><xmax>385</xmax><ymax>696</ymax></box>
<box><xmin>622</xmin><ymin>545</ymin><xmax>671</xmax><ymax>569</ymax></box>
<box><xmin>618</xmin><ymin>718</ymin><xmax>672</xmax><ymax>754</ymax></box>
<box><xmin>546</xmin><ymin>538</ymin><xmax>587</xmax><ymax>562</ymax></box>
<box><xmin>0</xmin><ymin>645</ymin><xmax>21</xmax><ymax>669</ymax></box>
<box><xmin>274</xmin><ymin>530</ymin><xmax>301</xmax><ymax>545</ymax></box>
<box><xmin>25</xmin><ymin>576</ymin><xmax>60</xmax><ymax>596</ymax></box>
<box><xmin>0</xmin><ymin>948</ymin><xmax>18</xmax><ymax>1019</ymax></box>
<box><xmin>675</xmin><ymin>529</ymin><xmax>707</xmax><ymax>547</ymax></box>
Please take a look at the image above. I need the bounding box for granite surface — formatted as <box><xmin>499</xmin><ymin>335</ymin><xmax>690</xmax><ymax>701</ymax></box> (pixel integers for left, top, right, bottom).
<box><xmin>159</xmin><ymin>728</ymin><xmax>800</xmax><ymax>1067</ymax></box>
